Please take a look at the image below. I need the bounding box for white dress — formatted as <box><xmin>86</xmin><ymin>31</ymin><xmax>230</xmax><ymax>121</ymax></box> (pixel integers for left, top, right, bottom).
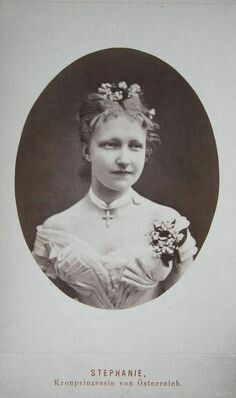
<box><xmin>32</xmin><ymin>189</ymin><xmax>197</xmax><ymax>309</ymax></box>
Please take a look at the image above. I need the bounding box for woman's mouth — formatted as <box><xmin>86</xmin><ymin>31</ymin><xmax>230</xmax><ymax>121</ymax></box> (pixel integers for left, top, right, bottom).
<box><xmin>111</xmin><ymin>170</ymin><xmax>133</xmax><ymax>175</ymax></box>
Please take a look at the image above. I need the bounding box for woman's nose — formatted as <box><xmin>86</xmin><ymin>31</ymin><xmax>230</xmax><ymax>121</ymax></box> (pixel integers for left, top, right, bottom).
<box><xmin>116</xmin><ymin>149</ymin><xmax>130</xmax><ymax>168</ymax></box>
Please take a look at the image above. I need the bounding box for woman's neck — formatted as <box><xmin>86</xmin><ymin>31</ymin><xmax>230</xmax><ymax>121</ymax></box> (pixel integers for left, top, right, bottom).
<box><xmin>91</xmin><ymin>182</ymin><xmax>129</xmax><ymax>205</ymax></box>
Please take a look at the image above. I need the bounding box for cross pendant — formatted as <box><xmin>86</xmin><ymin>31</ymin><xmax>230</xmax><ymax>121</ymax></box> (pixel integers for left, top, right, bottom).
<box><xmin>102</xmin><ymin>209</ymin><xmax>114</xmax><ymax>228</ymax></box>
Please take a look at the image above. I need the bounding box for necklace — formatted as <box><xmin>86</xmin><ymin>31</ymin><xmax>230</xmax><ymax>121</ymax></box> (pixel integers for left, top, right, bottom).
<box><xmin>102</xmin><ymin>209</ymin><xmax>114</xmax><ymax>227</ymax></box>
<box><xmin>88</xmin><ymin>187</ymin><xmax>132</xmax><ymax>228</ymax></box>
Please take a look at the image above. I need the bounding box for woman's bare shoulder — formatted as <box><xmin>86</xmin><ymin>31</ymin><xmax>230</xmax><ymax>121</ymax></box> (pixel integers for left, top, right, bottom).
<box><xmin>42</xmin><ymin>196</ymin><xmax>89</xmax><ymax>232</ymax></box>
<box><xmin>134</xmin><ymin>191</ymin><xmax>180</xmax><ymax>220</ymax></box>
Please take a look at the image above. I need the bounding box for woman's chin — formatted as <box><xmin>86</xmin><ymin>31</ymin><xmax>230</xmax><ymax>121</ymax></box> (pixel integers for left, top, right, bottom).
<box><xmin>93</xmin><ymin>176</ymin><xmax>137</xmax><ymax>195</ymax></box>
<box><xmin>103</xmin><ymin>180</ymin><xmax>134</xmax><ymax>193</ymax></box>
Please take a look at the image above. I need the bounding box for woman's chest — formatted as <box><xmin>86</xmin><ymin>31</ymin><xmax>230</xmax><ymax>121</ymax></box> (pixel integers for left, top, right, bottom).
<box><xmin>69</xmin><ymin>213</ymin><xmax>151</xmax><ymax>255</ymax></box>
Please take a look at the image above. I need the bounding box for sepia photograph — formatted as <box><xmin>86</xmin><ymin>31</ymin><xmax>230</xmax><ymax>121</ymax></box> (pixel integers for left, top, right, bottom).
<box><xmin>1</xmin><ymin>2</ymin><xmax>235</xmax><ymax>397</ymax></box>
<box><xmin>15</xmin><ymin>48</ymin><xmax>218</xmax><ymax>309</ymax></box>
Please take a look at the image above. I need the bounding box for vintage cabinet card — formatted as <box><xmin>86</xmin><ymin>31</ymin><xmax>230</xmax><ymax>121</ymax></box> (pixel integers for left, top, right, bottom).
<box><xmin>0</xmin><ymin>1</ymin><xmax>235</xmax><ymax>397</ymax></box>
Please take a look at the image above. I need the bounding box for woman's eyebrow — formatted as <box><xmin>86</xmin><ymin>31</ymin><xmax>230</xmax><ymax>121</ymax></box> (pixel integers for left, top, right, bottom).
<box><xmin>99</xmin><ymin>138</ymin><xmax>120</xmax><ymax>143</ymax></box>
<box><xmin>129</xmin><ymin>139</ymin><xmax>143</xmax><ymax>145</ymax></box>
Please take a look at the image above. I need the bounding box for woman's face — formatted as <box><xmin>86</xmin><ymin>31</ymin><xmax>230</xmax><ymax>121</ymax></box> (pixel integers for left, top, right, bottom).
<box><xmin>87</xmin><ymin>115</ymin><xmax>147</xmax><ymax>194</ymax></box>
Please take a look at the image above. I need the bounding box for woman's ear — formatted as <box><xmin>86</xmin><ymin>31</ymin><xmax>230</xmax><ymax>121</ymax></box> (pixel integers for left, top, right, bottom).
<box><xmin>145</xmin><ymin>147</ymin><xmax>152</xmax><ymax>162</ymax></box>
<box><xmin>82</xmin><ymin>144</ymin><xmax>91</xmax><ymax>162</ymax></box>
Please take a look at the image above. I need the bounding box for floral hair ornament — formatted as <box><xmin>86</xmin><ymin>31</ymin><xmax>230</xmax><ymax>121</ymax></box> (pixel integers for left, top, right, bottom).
<box><xmin>150</xmin><ymin>220</ymin><xmax>187</xmax><ymax>268</ymax></box>
<box><xmin>97</xmin><ymin>81</ymin><xmax>156</xmax><ymax>121</ymax></box>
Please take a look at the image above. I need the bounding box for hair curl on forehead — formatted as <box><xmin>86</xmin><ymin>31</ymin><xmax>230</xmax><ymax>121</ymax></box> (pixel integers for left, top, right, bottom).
<box><xmin>76</xmin><ymin>92</ymin><xmax>161</xmax><ymax>159</ymax></box>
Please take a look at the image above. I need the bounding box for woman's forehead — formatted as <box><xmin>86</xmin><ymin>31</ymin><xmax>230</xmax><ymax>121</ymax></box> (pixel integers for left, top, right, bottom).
<box><xmin>93</xmin><ymin>115</ymin><xmax>146</xmax><ymax>140</ymax></box>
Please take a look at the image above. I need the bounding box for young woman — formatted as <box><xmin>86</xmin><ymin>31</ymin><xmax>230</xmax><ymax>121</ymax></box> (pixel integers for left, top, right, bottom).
<box><xmin>32</xmin><ymin>82</ymin><xmax>197</xmax><ymax>309</ymax></box>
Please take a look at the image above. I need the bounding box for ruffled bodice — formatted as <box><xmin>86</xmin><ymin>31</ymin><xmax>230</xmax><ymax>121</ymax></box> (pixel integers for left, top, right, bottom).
<box><xmin>32</xmin><ymin>212</ymin><xmax>197</xmax><ymax>309</ymax></box>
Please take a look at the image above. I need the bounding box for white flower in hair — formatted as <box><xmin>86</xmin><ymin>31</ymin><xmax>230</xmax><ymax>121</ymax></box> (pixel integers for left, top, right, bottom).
<box><xmin>97</xmin><ymin>81</ymin><xmax>156</xmax><ymax>121</ymax></box>
<box><xmin>118</xmin><ymin>81</ymin><xmax>128</xmax><ymax>89</ymax></box>
<box><xmin>102</xmin><ymin>83</ymin><xmax>112</xmax><ymax>88</ymax></box>
<box><xmin>148</xmin><ymin>108</ymin><xmax>156</xmax><ymax>119</ymax></box>
<box><xmin>128</xmin><ymin>83</ymin><xmax>141</xmax><ymax>96</ymax></box>
<box><xmin>112</xmin><ymin>91</ymin><xmax>122</xmax><ymax>100</ymax></box>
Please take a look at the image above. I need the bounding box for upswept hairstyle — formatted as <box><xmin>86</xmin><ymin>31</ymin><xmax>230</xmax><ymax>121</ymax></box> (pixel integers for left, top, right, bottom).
<box><xmin>77</xmin><ymin>85</ymin><xmax>161</xmax><ymax>159</ymax></box>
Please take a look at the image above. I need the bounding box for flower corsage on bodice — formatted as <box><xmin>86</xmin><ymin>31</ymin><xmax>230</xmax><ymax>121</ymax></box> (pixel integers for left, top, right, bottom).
<box><xmin>150</xmin><ymin>220</ymin><xmax>188</xmax><ymax>268</ymax></box>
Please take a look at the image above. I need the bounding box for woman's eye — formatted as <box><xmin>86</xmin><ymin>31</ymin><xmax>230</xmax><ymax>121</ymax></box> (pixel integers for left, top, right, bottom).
<box><xmin>130</xmin><ymin>143</ymin><xmax>143</xmax><ymax>150</ymax></box>
<box><xmin>102</xmin><ymin>142</ymin><xmax>117</xmax><ymax>149</ymax></box>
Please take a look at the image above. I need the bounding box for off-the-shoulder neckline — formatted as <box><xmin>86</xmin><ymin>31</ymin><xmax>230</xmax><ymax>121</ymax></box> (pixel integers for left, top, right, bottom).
<box><xmin>36</xmin><ymin>225</ymin><xmax>151</xmax><ymax>260</ymax></box>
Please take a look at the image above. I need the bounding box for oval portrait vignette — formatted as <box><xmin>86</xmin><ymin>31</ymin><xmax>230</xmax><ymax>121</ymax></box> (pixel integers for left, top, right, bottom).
<box><xmin>15</xmin><ymin>48</ymin><xmax>219</xmax><ymax>310</ymax></box>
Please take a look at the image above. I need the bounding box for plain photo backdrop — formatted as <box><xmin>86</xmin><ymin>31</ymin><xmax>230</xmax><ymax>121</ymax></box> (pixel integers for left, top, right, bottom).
<box><xmin>15</xmin><ymin>48</ymin><xmax>218</xmax><ymax>254</ymax></box>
